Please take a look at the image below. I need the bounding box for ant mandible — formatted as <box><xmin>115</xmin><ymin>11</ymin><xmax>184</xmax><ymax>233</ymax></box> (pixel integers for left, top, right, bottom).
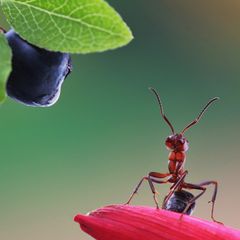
<box><xmin>126</xmin><ymin>87</ymin><xmax>220</xmax><ymax>222</ymax></box>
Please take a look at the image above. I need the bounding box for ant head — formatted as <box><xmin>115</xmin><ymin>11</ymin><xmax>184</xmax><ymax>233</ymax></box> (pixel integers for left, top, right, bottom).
<box><xmin>149</xmin><ymin>87</ymin><xmax>219</xmax><ymax>151</ymax></box>
<box><xmin>165</xmin><ymin>134</ymin><xmax>189</xmax><ymax>152</ymax></box>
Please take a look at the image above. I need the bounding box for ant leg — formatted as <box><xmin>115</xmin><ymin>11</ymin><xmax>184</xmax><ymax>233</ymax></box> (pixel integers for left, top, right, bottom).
<box><xmin>148</xmin><ymin>178</ymin><xmax>169</xmax><ymax>208</ymax></box>
<box><xmin>197</xmin><ymin>181</ymin><xmax>220</xmax><ymax>223</ymax></box>
<box><xmin>181</xmin><ymin>183</ymin><xmax>206</xmax><ymax>217</ymax></box>
<box><xmin>148</xmin><ymin>172</ymin><xmax>172</xmax><ymax>209</ymax></box>
<box><xmin>125</xmin><ymin>176</ymin><xmax>148</xmax><ymax>204</ymax></box>
<box><xmin>125</xmin><ymin>172</ymin><xmax>171</xmax><ymax>206</ymax></box>
<box><xmin>183</xmin><ymin>181</ymin><xmax>221</xmax><ymax>223</ymax></box>
<box><xmin>148</xmin><ymin>172</ymin><xmax>172</xmax><ymax>178</ymax></box>
<box><xmin>162</xmin><ymin>170</ymin><xmax>188</xmax><ymax>208</ymax></box>
<box><xmin>147</xmin><ymin>176</ymin><xmax>160</xmax><ymax>208</ymax></box>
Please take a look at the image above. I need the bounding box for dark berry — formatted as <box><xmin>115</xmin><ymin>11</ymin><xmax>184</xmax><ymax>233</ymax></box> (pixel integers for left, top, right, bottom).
<box><xmin>5</xmin><ymin>29</ymin><xmax>72</xmax><ymax>107</ymax></box>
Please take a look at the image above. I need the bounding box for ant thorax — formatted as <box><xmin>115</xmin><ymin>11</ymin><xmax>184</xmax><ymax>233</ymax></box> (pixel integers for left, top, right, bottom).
<box><xmin>165</xmin><ymin>134</ymin><xmax>189</xmax><ymax>152</ymax></box>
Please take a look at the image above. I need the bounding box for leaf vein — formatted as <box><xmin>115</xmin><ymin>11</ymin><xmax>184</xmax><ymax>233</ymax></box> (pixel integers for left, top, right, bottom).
<box><xmin>11</xmin><ymin>0</ymin><xmax>126</xmax><ymax>38</ymax></box>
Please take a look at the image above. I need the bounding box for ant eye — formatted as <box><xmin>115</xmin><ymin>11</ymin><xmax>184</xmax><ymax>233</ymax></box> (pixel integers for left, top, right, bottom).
<box><xmin>166</xmin><ymin>142</ymin><xmax>172</xmax><ymax>148</ymax></box>
<box><xmin>165</xmin><ymin>138</ymin><xmax>174</xmax><ymax>149</ymax></box>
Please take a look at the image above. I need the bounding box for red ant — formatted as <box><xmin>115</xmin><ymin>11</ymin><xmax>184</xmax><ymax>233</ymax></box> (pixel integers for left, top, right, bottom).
<box><xmin>126</xmin><ymin>87</ymin><xmax>220</xmax><ymax>222</ymax></box>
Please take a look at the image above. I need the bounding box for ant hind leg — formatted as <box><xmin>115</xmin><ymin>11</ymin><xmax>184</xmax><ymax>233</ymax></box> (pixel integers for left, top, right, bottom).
<box><xmin>182</xmin><ymin>181</ymin><xmax>222</xmax><ymax>223</ymax></box>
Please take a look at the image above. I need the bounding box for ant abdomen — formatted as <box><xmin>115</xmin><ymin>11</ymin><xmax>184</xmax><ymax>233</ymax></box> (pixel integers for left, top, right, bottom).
<box><xmin>163</xmin><ymin>190</ymin><xmax>196</xmax><ymax>215</ymax></box>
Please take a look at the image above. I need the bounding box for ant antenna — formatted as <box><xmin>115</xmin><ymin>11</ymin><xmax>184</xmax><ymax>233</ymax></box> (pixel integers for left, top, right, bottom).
<box><xmin>181</xmin><ymin>97</ymin><xmax>219</xmax><ymax>135</ymax></box>
<box><xmin>149</xmin><ymin>87</ymin><xmax>175</xmax><ymax>134</ymax></box>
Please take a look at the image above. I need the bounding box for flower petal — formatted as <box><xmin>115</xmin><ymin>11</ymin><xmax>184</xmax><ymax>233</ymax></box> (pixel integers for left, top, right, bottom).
<box><xmin>74</xmin><ymin>204</ymin><xmax>240</xmax><ymax>240</ymax></box>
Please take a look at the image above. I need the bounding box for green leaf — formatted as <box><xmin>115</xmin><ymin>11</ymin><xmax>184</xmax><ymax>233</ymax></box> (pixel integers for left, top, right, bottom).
<box><xmin>1</xmin><ymin>0</ymin><xmax>133</xmax><ymax>53</ymax></box>
<box><xmin>0</xmin><ymin>32</ymin><xmax>12</xmax><ymax>103</ymax></box>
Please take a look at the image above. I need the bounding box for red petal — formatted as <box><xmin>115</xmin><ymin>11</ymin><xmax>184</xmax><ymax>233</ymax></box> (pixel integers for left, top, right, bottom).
<box><xmin>74</xmin><ymin>204</ymin><xmax>240</xmax><ymax>240</ymax></box>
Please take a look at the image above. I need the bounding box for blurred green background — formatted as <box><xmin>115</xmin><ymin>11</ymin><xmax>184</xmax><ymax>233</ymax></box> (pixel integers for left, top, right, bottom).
<box><xmin>1</xmin><ymin>1</ymin><xmax>240</xmax><ymax>239</ymax></box>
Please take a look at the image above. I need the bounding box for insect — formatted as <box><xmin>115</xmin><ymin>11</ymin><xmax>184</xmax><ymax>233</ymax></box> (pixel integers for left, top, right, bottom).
<box><xmin>126</xmin><ymin>87</ymin><xmax>220</xmax><ymax>222</ymax></box>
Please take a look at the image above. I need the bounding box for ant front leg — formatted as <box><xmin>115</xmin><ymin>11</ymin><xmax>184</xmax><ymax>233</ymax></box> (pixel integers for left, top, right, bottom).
<box><xmin>148</xmin><ymin>172</ymin><xmax>172</xmax><ymax>208</ymax></box>
<box><xmin>125</xmin><ymin>172</ymin><xmax>171</xmax><ymax>208</ymax></box>
<box><xmin>182</xmin><ymin>181</ymin><xmax>221</xmax><ymax>223</ymax></box>
<box><xmin>162</xmin><ymin>170</ymin><xmax>188</xmax><ymax>208</ymax></box>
